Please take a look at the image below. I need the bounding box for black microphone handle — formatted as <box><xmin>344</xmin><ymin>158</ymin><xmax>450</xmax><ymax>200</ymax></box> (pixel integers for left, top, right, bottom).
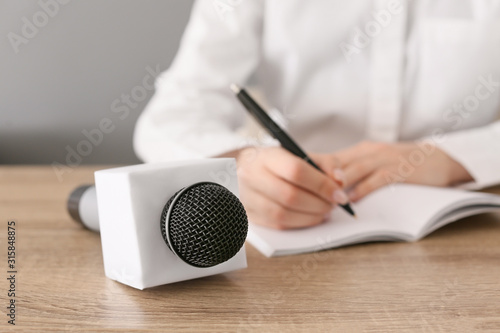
<box><xmin>67</xmin><ymin>185</ymin><xmax>100</xmax><ymax>232</ymax></box>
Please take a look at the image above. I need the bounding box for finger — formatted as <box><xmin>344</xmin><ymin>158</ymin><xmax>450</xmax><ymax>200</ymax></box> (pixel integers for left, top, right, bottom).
<box><xmin>246</xmin><ymin>167</ymin><xmax>334</xmax><ymax>215</ymax></box>
<box><xmin>244</xmin><ymin>189</ymin><xmax>325</xmax><ymax>230</ymax></box>
<box><xmin>308</xmin><ymin>152</ymin><xmax>341</xmax><ymax>179</ymax></box>
<box><xmin>308</xmin><ymin>153</ymin><xmax>346</xmax><ymax>188</ymax></box>
<box><xmin>333</xmin><ymin>141</ymin><xmax>378</xmax><ymax>168</ymax></box>
<box><xmin>331</xmin><ymin>168</ymin><xmax>347</xmax><ymax>187</ymax></box>
<box><xmin>263</xmin><ymin>149</ymin><xmax>347</xmax><ymax>205</ymax></box>
<box><xmin>343</xmin><ymin>155</ymin><xmax>384</xmax><ymax>189</ymax></box>
<box><xmin>347</xmin><ymin>170</ymin><xmax>390</xmax><ymax>202</ymax></box>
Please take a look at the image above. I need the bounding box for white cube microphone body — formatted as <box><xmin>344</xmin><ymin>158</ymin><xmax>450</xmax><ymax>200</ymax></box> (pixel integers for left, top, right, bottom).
<box><xmin>94</xmin><ymin>159</ymin><xmax>247</xmax><ymax>289</ymax></box>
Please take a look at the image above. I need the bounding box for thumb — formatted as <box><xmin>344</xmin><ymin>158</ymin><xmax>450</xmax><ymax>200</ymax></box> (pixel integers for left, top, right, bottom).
<box><xmin>308</xmin><ymin>152</ymin><xmax>344</xmax><ymax>184</ymax></box>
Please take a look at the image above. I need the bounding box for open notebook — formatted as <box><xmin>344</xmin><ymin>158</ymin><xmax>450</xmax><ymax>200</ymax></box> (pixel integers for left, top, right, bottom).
<box><xmin>247</xmin><ymin>184</ymin><xmax>500</xmax><ymax>257</ymax></box>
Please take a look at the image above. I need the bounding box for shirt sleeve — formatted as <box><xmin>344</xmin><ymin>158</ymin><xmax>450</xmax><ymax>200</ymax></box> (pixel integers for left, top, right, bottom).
<box><xmin>134</xmin><ymin>0</ymin><xmax>264</xmax><ymax>162</ymax></box>
<box><xmin>435</xmin><ymin>120</ymin><xmax>500</xmax><ymax>190</ymax></box>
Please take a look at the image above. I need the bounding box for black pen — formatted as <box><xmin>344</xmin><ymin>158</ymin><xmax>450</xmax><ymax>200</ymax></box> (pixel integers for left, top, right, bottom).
<box><xmin>230</xmin><ymin>84</ymin><xmax>356</xmax><ymax>218</ymax></box>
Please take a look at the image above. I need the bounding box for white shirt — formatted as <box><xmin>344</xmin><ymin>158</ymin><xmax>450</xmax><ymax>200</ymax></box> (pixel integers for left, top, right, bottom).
<box><xmin>134</xmin><ymin>0</ymin><xmax>500</xmax><ymax>189</ymax></box>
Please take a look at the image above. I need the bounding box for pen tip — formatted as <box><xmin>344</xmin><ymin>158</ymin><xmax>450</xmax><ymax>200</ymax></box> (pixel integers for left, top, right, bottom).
<box><xmin>341</xmin><ymin>203</ymin><xmax>357</xmax><ymax>218</ymax></box>
<box><xmin>230</xmin><ymin>83</ymin><xmax>240</xmax><ymax>94</ymax></box>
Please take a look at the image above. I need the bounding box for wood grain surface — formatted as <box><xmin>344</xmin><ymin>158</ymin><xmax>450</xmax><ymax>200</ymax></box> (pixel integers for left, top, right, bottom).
<box><xmin>1</xmin><ymin>166</ymin><xmax>499</xmax><ymax>332</ymax></box>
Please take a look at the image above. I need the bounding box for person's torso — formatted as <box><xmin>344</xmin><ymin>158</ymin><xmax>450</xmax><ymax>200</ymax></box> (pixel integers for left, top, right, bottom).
<box><xmin>256</xmin><ymin>0</ymin><xmax>500</xmax><ymax>152</ymax></box>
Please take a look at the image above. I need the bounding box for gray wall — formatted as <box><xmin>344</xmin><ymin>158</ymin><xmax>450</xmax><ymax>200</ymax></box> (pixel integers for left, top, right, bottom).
<box><xmin>0</xmin><ymin>0</ymin><xmax>194</xmax><ymax>164</ymax></box>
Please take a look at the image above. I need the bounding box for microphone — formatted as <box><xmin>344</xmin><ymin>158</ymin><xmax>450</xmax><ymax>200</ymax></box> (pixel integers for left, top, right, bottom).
<box><xmin>67</xmin><ymin>185</ymin><xmax>99</xmax><ymax>232</ymax></box>
<box><xmin>66</xmin><ymin>160</ymin><xmax>248</xmax><ymax>289</ymax></box>
<box><xmin>67</xmin><ymin>181</ymin><xmax>248</xmax><ymax>268</ymax></box>
<box><xmin>160</xmin><ymin>182</ymin><xmax>248</xmax><ymax>268</ymax></box>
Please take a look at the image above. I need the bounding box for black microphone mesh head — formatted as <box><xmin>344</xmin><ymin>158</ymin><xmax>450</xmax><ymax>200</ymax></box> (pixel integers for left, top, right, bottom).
<box><xmin>160</xmin><ymin>182</ymin><xmax>248</xmax><ymax>268</ymax></box>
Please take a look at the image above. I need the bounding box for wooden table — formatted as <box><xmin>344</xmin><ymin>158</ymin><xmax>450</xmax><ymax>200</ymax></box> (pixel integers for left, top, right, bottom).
<box><xmin>1</xmin><ymin>166</ymin><xmax>500</xmax><ymax>332</ymax></box>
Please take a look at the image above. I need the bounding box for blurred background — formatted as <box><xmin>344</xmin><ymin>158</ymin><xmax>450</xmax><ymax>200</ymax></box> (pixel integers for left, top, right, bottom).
<box><xmin>0</xmin><ymin>0</ymin><xmax>195</xmax><ymax>164</ymax></box>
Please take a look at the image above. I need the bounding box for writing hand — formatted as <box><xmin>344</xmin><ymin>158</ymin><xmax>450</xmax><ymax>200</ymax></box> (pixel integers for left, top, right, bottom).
<box><xmin>236</xmin><ymin>147</ymin><xmax>348</xmax><ymax>229</ymax></box>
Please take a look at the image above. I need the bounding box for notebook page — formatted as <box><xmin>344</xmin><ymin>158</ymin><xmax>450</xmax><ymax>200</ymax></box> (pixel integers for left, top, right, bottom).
<box><xmin>373</xmin><ymin>185</ymin><xmax>500</xmax><ymax>236</ymax></box>
<box><xmin>247</xmin><ymin>185</ymin><xmax>410</xmax><ymax>256</ymax></box>
<box><xmin>247</xmin><ymin>184</ymin><xmax>491</xmax><ymax>256</ymax></box>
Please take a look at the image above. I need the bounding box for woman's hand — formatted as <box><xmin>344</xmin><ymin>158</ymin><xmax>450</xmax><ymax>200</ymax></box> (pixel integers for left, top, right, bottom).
<box><xmin>332</xmin><ymin>141</ymin><xmax>474</xmax><ymax>202</ymax></box>
<box><xmin>235</xmin><ymin>147</ymin><xmax>348</xmax><ymax>230</ymax></box>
